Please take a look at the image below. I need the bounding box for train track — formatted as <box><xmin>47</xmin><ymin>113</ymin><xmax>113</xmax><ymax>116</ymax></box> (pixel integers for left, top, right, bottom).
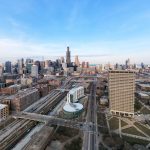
<box><xmin>0</xmin><ymin>81</ymin><xmax>76</xmax><ymax>150</ymax></box>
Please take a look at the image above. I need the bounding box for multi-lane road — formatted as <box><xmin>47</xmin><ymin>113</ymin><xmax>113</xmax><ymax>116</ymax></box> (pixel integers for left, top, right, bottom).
<box><xmin>82</xmin><ymin>78</ymin><xmax>98</xmax><ymax>150</ymax></box>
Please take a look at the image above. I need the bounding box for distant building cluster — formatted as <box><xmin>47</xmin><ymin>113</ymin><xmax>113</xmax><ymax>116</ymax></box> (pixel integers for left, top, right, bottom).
<box><xmin>0</xmin><ymin>46</ymin><xmax>150</xmax><ymax>122</ymax></box>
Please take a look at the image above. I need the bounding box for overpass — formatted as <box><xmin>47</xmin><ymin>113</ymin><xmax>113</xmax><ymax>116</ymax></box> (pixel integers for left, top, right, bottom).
<box><xmin>13</xmin><ymin>112</ymin><xmax>106</xmax><ymax>132</ymax></box>
<box><xmin>70</xmin><ymin>80</ymin><xmax>94</xmax><ymax>83</ymax></box>
<box><xmin>72</xmin><ymin>75</ymin><xmax>98</xmax><ymax>78</ymax></box>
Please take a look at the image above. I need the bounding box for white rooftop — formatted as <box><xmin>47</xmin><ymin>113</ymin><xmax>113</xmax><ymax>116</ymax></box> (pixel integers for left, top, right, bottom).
<box><xmin>63</xmin><ymin>103</ymin><xmax>83</xmax><ymax>113</ymax></box>
<box><xmin>138</xmin><ymin>84</ymin><xmax>150</xmax><ymax>88</ymax></box>
<box><xmin>69</xmin><ymin>86</ymin><xmax>84</xmax><ymax>94</ymax></box>
<box><xmin>0</xmin><ymin>104</ymin><xmax>7</xmax><ymax>110</ymax></box>
<box><xmin>139</xmin><ymin>92</ymin><xmax>149</xmax><ymax>97</ymax></box>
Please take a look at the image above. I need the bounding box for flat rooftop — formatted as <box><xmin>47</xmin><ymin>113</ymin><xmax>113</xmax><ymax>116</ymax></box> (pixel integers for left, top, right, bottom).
<box><xmin>16</xmin><ymin>88</ymin><xmax>38</xmax><ymax>97</ymax></box>
<box><xmin>138</xmin><ymin>92</ymin><xmax>149</xmax><ymax>97</ymax></box>
<box><xmin>69</xmin><ymin>86</ymin><xmax>84</xmax><ymax>94</ymax></box>
<box><xmin>138</xmin><ymin>84</ymin><xmax>150</xmax><ymax>88</ymax></box>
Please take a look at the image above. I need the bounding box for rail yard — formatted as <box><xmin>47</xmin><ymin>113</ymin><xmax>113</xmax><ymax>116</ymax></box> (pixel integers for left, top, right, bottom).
<box><xmin>0</xmin><ymin>80</ymin><xmax>76</xmax><ymax>150</ymax></box>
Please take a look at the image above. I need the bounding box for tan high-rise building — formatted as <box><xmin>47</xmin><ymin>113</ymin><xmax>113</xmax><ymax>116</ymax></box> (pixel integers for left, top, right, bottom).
<box><xmin>109</xmin><ymin>70</ymin><xmax>135</xmax><ymax>117</ymax></box>
<box><xmin>75</xmin><ymin>55</ymin><xmax>80</xmax><ymax>66</ymax></box>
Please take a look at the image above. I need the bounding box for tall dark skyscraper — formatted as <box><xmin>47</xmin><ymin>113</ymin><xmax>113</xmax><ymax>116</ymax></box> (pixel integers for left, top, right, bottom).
<box><xmin>66</xmin><ymin>46</ymin><xmax>71</xmax><ymax>65</ymax></box>
<box><xmin>5</xmin><ymin>61</ymin><xmax>11</xmax><ymax>73</ymax></box>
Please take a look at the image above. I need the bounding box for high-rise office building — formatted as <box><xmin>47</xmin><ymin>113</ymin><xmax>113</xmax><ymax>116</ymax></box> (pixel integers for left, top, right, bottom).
<box><xmin>82</xmin><ymin>61</ymin><xmax>85</xmax><ymax>68</ymax></box>
<box><xmin>18</xmin><ymin>58</ymin><xmax>24</xmax><ymax>74</ymax></box>
<box><xmin>85</xmin><ymin>62</ymin><xmax>89</xmax><ymax>68</ymax></box>
<box><xmin>0</xmin><ymin>66</ymin><xmax>4</xmax><ymax>77</ymax></box>
<box><xmin>45</xmin><ymin>60</ymin><xmax>50</xmax><ymax>68</ymax></box>
<box><xmin>5</xmin><ymin>61</ymin><xmax>11</xmax><ymax>73</ymax></box>
<box><xmin>34</xmin><ymin>61</ymin><xmax>40</xmax><ymax>72</ymax></box>
<box><xmin>125</xmin><ymin>58</ymin><xmax>130</xmax><ymax>69</ymax></box>
<box><xmin>66</xmin><ymin>46</ymin><xmax>71</xmax><ymax>65</ymax></box>
<box><xmin>109</xmin><ymin>70</ymin><xmax>135</xmax><ymax>117</ymax></box>
<box><xmin>75</xmin><ymin>55</ymin><xmax>80</xmax><ymax>66</ymax></box>
<box><xmin>82</xmin><ymin>61</ymin><xmax>89</xmax><ymax>68</ymax></box>
<box><xmin>31</xmin><ymin>65</ymin><xmax>38</xmax><ymax>78</ymax></box>
<box><xmin>60</xmin><ymin>57</ymin><xmax>65</xmax><ymax>63</ymax></box>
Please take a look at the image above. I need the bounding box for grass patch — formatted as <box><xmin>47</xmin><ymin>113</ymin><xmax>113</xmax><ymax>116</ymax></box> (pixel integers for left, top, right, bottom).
<box><xmin>122</xmin><ymin>135</ymin><xmax>149</xmax><ymax>146</ymax></box>
<box><xmin>64</xmin><ymin>137</ymin><xmax>82</xmax><ymax>150</ymax></box>
<box><xmin>134</xmin><ymin>122</ymin><xmax>150</xmax><ymax>136</ymax></box>
<box><xmin>122</xmin><ymin>127</ymin><xmax>145</xmax><ymax>137</ymax></box>
<box><xmin>140</xmin><ymin>107</ymin><xmax>150</xmax><ymax>114</ymax></box>
<box><xmin>109</xmin><ymin>117</ymin><xmax>119</xmax><ymax>130</ymax></box>
<box><xmin>121</xmin><ymin>120</ymin><xmax>128</xmax><ymax>127</ymax></box>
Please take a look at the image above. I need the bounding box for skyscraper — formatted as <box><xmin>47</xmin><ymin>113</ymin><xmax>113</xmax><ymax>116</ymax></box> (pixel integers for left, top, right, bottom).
<box><xmin>0</xmin><ymin>65</ymin><xmax>4</xmax><ymax>77</ymax></box>
<box><xmin>66</xmin><ymin>46</ymin><xmax>71</xmax><ymax>65</ymax></box>
<box><xmin>5</xmin><ymin>61</ymin><xmax>11</xmax><ymax>73</ymax></box>
<box><xmin>75</xmin><ymin>55</ymin><xmax>80</xmax><ymax>66</ymax></box>
<box><xmin>18</xmin><ymin>58</ymin><xmax>24</xmax><ymax>74</ymax></box>
<box><xmin>125</xmin><ymin>58</ymin><xmax>130</xmax><ymax>69</ymax></box>
<box><xmin>34</xmin><ymin>61</ymin><xmax>41</xmax><ymax>73</ymax></box>
<box><xmin>31</xmin><ymin>65</ymin><xmax>38</xmax><ymax>78</ymax></box>
<box><xmin>109</xmin><ymin>70</ymin><xmax>135</xmax><ymax>117</ymax></box>
<box><xmin>60</xmin><ymin>56</ymin><xmax>65</xmax><ymax>63</ymax></box>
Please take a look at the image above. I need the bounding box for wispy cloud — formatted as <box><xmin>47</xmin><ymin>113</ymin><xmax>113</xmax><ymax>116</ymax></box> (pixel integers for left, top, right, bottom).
<box><xmin>0</xmin><ymin>37</ymin><xmax>149</xmax><ymax>64</ymax></box>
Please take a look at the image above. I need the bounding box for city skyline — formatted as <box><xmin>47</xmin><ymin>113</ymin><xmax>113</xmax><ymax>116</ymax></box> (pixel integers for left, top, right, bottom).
<box><xmin>0</xmin><ymin>0</ymin><xmax>150</xmax><ymax>64</ymax></box>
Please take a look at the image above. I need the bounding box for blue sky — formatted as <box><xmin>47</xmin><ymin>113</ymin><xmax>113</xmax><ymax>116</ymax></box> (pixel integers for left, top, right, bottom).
<box><xmin>0</xmin><ymin>0</ymin><xmax>150</xmax><ymax>64</ymax></box>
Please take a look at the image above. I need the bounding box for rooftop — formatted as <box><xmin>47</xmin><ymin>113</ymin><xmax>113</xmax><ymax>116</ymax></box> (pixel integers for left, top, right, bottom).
<box><xmin>138</xmin><ymin>84</ymin><xmax>150</xmax><ymax>88</ymax></box>
<box><xmin>69</xmin><ymin>86</ymin><xmax>84</xmax><ymax>94</ymax></box>
<box><xmin>63</xmin><ymin>103</ymin><xmax>83</xmax><ymax>113</ymax></box>
<box><xmin>138</xmin><ymin>92</ymin><xmax>149</xmax><ymax>97</ymax></box>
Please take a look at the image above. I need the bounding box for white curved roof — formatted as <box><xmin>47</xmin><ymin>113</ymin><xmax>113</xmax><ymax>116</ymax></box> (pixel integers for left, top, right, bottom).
<box><xmin>63</xmin><ymin>103</ymin><xmax>83</xmax><ymax>113</ymax></box>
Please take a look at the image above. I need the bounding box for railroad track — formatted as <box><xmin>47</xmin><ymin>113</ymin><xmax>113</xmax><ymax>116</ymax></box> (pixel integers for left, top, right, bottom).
<box><xmin>0</xmin><ymin>81</ymin><xmax>76</xmax><ymax>150</ymax></box>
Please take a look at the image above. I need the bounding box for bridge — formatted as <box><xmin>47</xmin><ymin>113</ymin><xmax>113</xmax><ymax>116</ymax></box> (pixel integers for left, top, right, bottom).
<box><xmin>70</xmin><ymin>80</ymin><xmax>94</xmax><ymax>83</ymax></box>
<box><xmin>73</xmin><ymin>75</ymin><xmax>98</xmax><ymax>78</ymax></box>
<box><xmin>13</xmin><ymin>112</ymin><xmax>106</xmax><ymax>132</ymax></box>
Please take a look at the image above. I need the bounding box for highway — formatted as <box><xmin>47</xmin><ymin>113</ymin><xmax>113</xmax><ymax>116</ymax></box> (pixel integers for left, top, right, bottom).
<box><xmin>82</xmin><ymin>78</ymin><xmax>98</xmax><ymax>150</ymax></box>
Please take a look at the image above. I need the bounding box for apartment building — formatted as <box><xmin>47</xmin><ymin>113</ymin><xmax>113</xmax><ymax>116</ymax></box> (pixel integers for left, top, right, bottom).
<box><xmin>109</xmin><ymin>70</ymin><xmax>135</xmax><ymax>117</ymax></box>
